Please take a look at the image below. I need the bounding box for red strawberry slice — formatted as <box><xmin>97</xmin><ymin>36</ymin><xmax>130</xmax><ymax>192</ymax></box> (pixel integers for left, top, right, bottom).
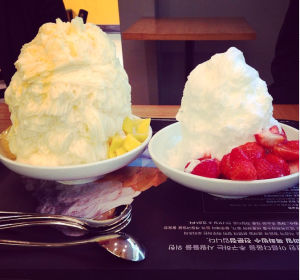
<box><xmin>230</xmin><ymin>147</ymin><xmax>249</xmax><ymax>165</ymax></box>
<box><xmin>191</xmin><ymin>159</ymin><xmax>220</xmax><ymax>179</ymax></box>
<box><xmin>288</xmin><ymin>160</ymin><xmax>299</xmax><ymax>174</ymax></box>
<box><xmin>265</xmin><ymin>154</ymin><xmax>290</xmax><ymax>176</ymax></box>
<box><xmin>254</xmin><ymin>158</ymin><xmax>285</xmax><ymax>179</ymax></box>
<box><xmin>264</xmin><ymin>148</ymin><xmax>273</xmax><ymax>155</ymax></box>
<box><xmin>239</xmin><ymin>142</ymin><xmax>265</xmax><ymax>162</ymax></box>
<box><xmin>185</xmin><ymin>162</ymin><xmax>191</xmax><ymax>169</ymax></box>
<box><xmin>231</xmin><ymin>159</ymin><xmax>257</xmax><ymax>181</ymax></box>
<box><xmin>185</xmin><ymin>154</ymin><xmax>215</xmax><ymax>171</ymax></box>
<box><xmin>273</xmin><ymin>143</ymin><xmax>299</xmax><ymax>161</ymax></box>
<box><xmin>197</xmin><ymin>154</ymin><xmax>212</xmax><ymax>161</ymax></box>
<box><xmin>220</xmin><ymin>153</ymin><xmax>232</xmax><ymax>179</ymax></box>
<box><xmin>269</xmin><ymin>125</ymin><xmax>287</xmax><ymax>138</ymax></box>
<box><xmin>213</xmin><ymin>158</ymin><xmax>221</xmax><ymax>167</ymax></box>
<box><xmin>286</xmin><ymin>140</ymin><xmax>299</xmax><ymax>151</ymax></box>
<box><xmin>255</xmin><ymin>125</ymin><xmax>286</xmax><ymax>149</ymax></box>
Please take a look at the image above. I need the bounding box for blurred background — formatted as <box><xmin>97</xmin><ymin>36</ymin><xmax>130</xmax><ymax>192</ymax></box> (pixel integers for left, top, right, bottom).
<box><xmin>1</xmin><ymin>0</ymin><xmax>297</xmax><ymax>105</ymax></box>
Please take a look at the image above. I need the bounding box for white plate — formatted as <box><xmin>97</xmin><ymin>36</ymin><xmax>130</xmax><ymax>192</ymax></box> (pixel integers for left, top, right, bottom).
<box><xmin>0</xmin><ymin>127</ymin><xmax>152</xmax><ymax>184</ymax></box>
<box><xmin>148</xmin><ymin>123</ymin><xmax>299</xmax><ymax>198</ymax></box>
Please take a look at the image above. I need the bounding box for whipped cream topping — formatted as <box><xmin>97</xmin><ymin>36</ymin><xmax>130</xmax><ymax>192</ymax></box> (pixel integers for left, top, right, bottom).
<box><xmin>5</xmin><ymin>17</ymin><xmax>132</xmax><ymax>166</ymax></box>
<box><xmin>169</xmin><ymin>47</ymin><xmax>279</xmax><ymax>170</ymax></box>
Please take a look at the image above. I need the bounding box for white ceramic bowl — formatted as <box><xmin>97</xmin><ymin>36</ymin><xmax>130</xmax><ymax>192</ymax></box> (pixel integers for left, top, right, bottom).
<box><xmin>149</xmin><ymin>123</ymin><xmax>299</xmax><ymax>198</ymax></box>
<box><xmin>0</xmin><ymin>127</ymin><xmax>152</xmax><ymax>184</ymax></box>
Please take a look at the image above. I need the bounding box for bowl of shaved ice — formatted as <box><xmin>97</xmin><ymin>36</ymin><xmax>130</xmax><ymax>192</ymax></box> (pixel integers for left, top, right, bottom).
<box><xmin>149</xmin><ymin>47</ymin><xmax>299</xmax><ymax>198</ymax></box>
<box><xmin>0</xmin><ymin>17</ymin><xmax>152</xmax><ymax>184</ymax></box>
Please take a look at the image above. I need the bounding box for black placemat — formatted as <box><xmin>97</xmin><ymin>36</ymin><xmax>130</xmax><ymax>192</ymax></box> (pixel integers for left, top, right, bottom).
<box><xmin>0</xmin><ymin>119</ymin><xmax>298</xmax><ymax>280</ymax></box>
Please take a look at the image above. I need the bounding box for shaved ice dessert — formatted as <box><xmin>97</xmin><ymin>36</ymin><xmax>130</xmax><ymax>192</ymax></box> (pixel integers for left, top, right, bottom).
<box><xmin>5</xmin><ymin>17</ymin><xmax>132</xmax><ymax>166</ymax></box>
<box><xmin>168</xmin><ymin>47</ymin><xmax>299</xmax><ymax>180</ymax></box>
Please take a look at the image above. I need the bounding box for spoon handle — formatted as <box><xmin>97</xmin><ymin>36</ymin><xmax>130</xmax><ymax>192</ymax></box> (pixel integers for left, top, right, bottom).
<box><xmin>0</xmin><ymin>233</ymin><xmax>121</xmax><ymax>247</ymax></box>
<box><xmin>0</xmin><ymin>232</ymin><xmax>147</xmax><ymax>261</ymax></box>
<box><xmin>0</xmin><ymin>219</ymin><xmax>88</xmax><ymax>231</ymax></box>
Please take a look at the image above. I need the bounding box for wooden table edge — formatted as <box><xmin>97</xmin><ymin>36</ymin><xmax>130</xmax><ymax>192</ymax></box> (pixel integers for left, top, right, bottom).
<box><xmin>0</xmin><ymin>104</ymin><xmax>298</xmax><ymax>134</ymax></box>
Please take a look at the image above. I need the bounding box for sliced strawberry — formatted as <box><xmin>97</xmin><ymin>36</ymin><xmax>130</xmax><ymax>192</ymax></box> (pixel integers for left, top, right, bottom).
<box><xmin>264</xmin><ymin>148</ymin><xmax>273</xmax><ymax>155</ymax></box>
<box><xmin>191</xmin><ymin>159</ymin><xmax>220</xmax><ymax>179</ymax></box>
<box><xmin>239</xmin><ymin>142</ymin><xmax>265</xmax><ymax>162</ymax></box>
<box><xmin>288</xmin><ymin>160</ymin><xmax>299</xmax><ymax>174</ymax></box>
<box><xmin>230</xmin><ymin>147</ymin><xmax>249</xmax><ymax>165</ymax></box>
<box><xmin>286</xmin><ymin>140</ymin><xmax>299</xmax><ymax>151</ymax></box>
<box><xmin>255</xmin><ymin>126</ymin><xmax>286</xmax><ymax>149</ymax></box>
<box><xmin>231</xmin><ymin>159</ymin><xmax>257</xmax><ymax>181</ymax></box>
<box><xmin>265</xmin><ymin>154</ymin><xmax>290</xmax><ymax>176</ymax></box>
<box><xmin>273</xmin><ymin>143</ymin><xmax>299</xmax><ymax>161</ymax></box>
<box><xmin>220</xmin><ymin>153</ymin><xmax>232</xmax><ymax>179</ymax></box>
<box><xmin>213</xmin><ymin>158</ymin><xmax>221</xmax><ymax>167</ymax></box>
<box><xmin>184</xmin><ymin>159</ymin><xmax>200</xmax><ymax>172</ymax></box>
<box><xmin>197</xmin><ymin>154</ymin><xmax>212</xmax><ymax>161</ymax></box>
<box><xmin>254</xmin><ymin>158</ymin><xmax>285</xmax><ymax>179</ymax></box>
<box><xmin>185</xmin><ymin>154</ymin><xmax>215</xmax><ymax>171</ymax></box>
<box><xmin>269</xmin><ymin>125</ymin><xmax>287</xmax><ymax>139</ymax></box>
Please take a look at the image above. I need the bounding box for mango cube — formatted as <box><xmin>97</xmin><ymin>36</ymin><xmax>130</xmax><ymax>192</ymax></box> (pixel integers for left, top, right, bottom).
<box><xmin>133</xmin><ymin>119</ymin><xmax>142</xmax><ymax>130</ymax></box>
<box><xmin>134</xmin><ymin>133</ymin><xmax>148</xmax><ymax>143</ymax></box>
<box><xmin>122</xmin><ymin>134</ymin><xmax>141</xmax><ymax>151</ymax></box>
<box><xmin>109</xmin><ymin>135</ymin><xmax>124</xmax><ymax>153</ymax></box>
<box><xmin>115</xmin><ymin>146</ymin><xmax>127</xmax><ymax>156</ymax></box>
<box><xmin>122</xmin><ymin>117</ymin><xmax>133</xmax><ymax>134</ymax></box>
<box><xmin>136</xmin><ymin>118</ymin><xmax>151</xmax><ymax>134</ymax></box>
<box><xmin>108</xmin><ymin>150</ymin><xmax>117</xmax><ymax>159</ymax></box>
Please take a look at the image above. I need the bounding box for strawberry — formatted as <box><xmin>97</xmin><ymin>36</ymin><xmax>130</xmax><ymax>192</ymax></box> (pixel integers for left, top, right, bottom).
<box><xmin>185</xmin><ymin>155</ymin><xmax>216</xmax><ymax>171</ymax></box>
<box><xmin>254</xmin><ymin>158</ymin><xmax>285</xmax><ymax>179</ymax></box>
<box><xmin>191</xmin><ymin>159</ymin><xmax>220</xmax><ymax>179</ymax></box>
<box><xmin>230</xmin><ymin>147</ymin><xmax>249</xmax><ymax>165</ymax></box>
<box><xmin>231</xmin><ymin>159</ymin><xmax>257</xmax><ymax>181</ymax></box>
<box><xmin>273</xmin><ymin>143</ymin><xmax>299</xmax><ymax>161</ymax></box>
<box><xmin>220</xmin><ymin>153</ymin><xmax>232</xmax><ymax>179</ymax></box>
<box><xmin>269</xmin><ymin>125</ymin><xmax>287</xmax><ymax>139</ymax></box>
<box><xmin>197</xmin><ymin>154</ymin><xmax>212</xmax><ymax>161</ymax></box>
<box><xmin>239</xmin><ymin>142</ymin><xmax>265</xmax><ymax>162</ymax></box>
<box><xmin>214</xmin><ymin>158</ymin><xmax>221</xmax><ymax>167</ymax></box>
<box><xmin>288</xmin><ymin>160</ymin><xmax>299</xmax><ymax>174</ymax></box>
<box><xmin>265</xmin><ymin>154</ymin><xmax>290</xmax><ymax>176</ymax></box>
<box><xmin>184</xmin><ymin>159</ymin><xmax>200</xmax><ymax>171</ymax></box>
<box><xmin>255</xmin><ymin>125</ymin><xmax>286</xmax><ymax>149</ymax></box>
<box><xmin>264</xmin><ymin>148</ymin><xmax>273</xmax><ymax>155</ymax></box>
<box><xmin>286</xmin><ymin>140</ymin><xmax>299</xmax><ymax>151</ymax></box>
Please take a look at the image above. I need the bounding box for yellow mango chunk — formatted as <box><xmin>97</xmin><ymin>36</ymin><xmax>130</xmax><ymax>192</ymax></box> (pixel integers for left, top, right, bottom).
<box><xmin>133</xmin><ymin>119</ymin><xmax>142</xmax><ymax>130</ymax></box>
<box><xmin>136</xmin><ymin>118</ymin><xmax>151</xmax><ymax>134</ymax></box>
<box><xmin>122</xmin><ymin>134</ymin><xmax>141</xmax><ymax>152</ymax></box>
<box><xmin>133</xmin><ymin>133</ymin><xmax>148</xmax><ymax>143</ymax></box>
<box><xmin>0</xmin><ymin>126</ymin><xmax>16</xmax><ymax>161</ymax></box>
<box><xmin>122</xmin><ymin>117</ymin><xmax>133</xmax><ymax>134</ymax></box>
<box><xmin>109</xmin><ymin>135</ymin><xmax>124</xmax><ymax>153</ymax></box>
<box><xmin>115</xmin><ymin>146</ymin><xmax>127</xmax><ymax>156</ymax></box>
<box><xmin>108</xmin><ymin>150</ymin><xmax>117</xmax><ymax>159</ymax></box>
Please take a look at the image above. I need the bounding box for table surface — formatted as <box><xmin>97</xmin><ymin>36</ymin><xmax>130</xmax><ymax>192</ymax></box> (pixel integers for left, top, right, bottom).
<box><xmin>122</xmin><ymin>17</ymin><xmax>257</xmax><ymax>41</ymax></box>
<box><xmin>0</xmin><ymin>103</ymin><xmax>298</xmax><ymax>133</ymax></box>
<box><xmin>0</xmin><ymin>115</ymin><xmax>298</xmax><ymax>279</ymax></box>
<box><xmin>0</xmin><ymin>103</ymin><xmax>298</xmax><ymax>279</ymax></box>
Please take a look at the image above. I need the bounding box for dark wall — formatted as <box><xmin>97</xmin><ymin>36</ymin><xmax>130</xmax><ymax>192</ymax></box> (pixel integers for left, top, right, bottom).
<box><xmin>119</xmin><ymin>0</ymin><xmax>158</xmax><ymax>105</ymax></box>
<box><xmin>119</xmin><ymin>0</ymin><xmax>294</xmax><ymax>105</ymax></box>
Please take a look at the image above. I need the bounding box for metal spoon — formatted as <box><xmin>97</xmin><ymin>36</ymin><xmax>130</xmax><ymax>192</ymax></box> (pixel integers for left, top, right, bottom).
<box><xmin>0</xmin><ymin>232</ymin><xmax>147</xmax><ymax>261</ymax></box>
<box><xmin>0</xmin><ymin>204</ymin><xmax>132</xmax><ymax>228</ymax></box>
<box><xmin>0</xmin><ymin>213</ymin><xmax>132</xmax><ymax>234</ymax></box>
